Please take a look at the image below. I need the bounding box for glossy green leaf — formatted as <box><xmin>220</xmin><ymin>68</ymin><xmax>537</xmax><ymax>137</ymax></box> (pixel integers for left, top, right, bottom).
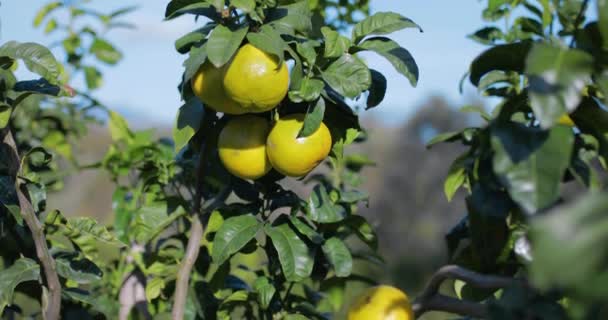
<box><xmin>246</xmin><ymin>25</ymin><xmax>286</xmax><ymax>61</ymax></box>
<box><xmin>298</xmin><ymin>98</ymin><xmax>325</xmax><ymax>138</ymax></box>
<box><xmin>525</xmin><ymin>43</ymin><xmax>593</xmax><ymax>128</ymax></box>
<box><xmin>307</xmin><ymin>184</ymin><xmax>347</xmax><ymax>223</ymax></box>
<box><xmin>322</xmin><ymin>27</ymin><xmax>351</xmax><ymax>58</ymax></box>
<box><xmin>207</xmin><ymin>25</ymin><xmax>248</xmax><ymax>67</ymax></box>
<box><xmin>322</xmin><ymin>54</ymin><xmax>371</xmax><ymax>98</ymax></box>
<box><xmin>469</xmin><ymin>41</ymin><xmax>531</xmax><ymax>87</ymax></box>
<box><xmin>0</xmin><ymin>41</ymin><xmax>61</xmax><ymax>83</ymax></box>
<box><xmin>344</xmin><ymin>215</ymin><xmax>377</xmax><ymax>250</ymax></box>
<box><xmin>65</xmin><ymin>217</ymin><xmax>126</xmax><ymax>253</ymax></box>
<box><xmin>253</xmin><ymin>276</ymin><xmax>276</xmax><ymax>310</ymax></box>
<box><xmin>165</xmin><ymin>1</ymin><xmax>218</xmax><ymax>20</ymax></box>
<box><xmin>0</xmin><ymin>258</ymin><xmax>40</xmax><ymax>314</ymax></box>
<box><xmin>467</xmin><ymin>27</ymin><xmax>505</xmax><ymax>45</ymax></box>
<box><xmin>530</xmin><ymin>192</ymin><xmax>608</xmax><ymax>300</ymax></box>
<box><xmin>175</xmin><ymin>24</ymin><xmax>215</xmax><ymax>54</ymax></box>
<box><xmin>367</xmin><ymin>69</ymin><xmax>387</xmax><ymax>109</ymax></box>
<box><xmin>265</xmin><ymin>222</ymin><xmax>314</xmax><ymax>282</ymax></box>
<box><xmin>44</xmin><ymin>19</ymin><xmax>58</xmax><ymax>34</ymax></box>
<box><xmin>444</xmin><ymin>152</ymin><xmax>469</xmax><ymax>202</ymax></box>
<box><xmin>173</xmin><ymin>98</ymin><xmax>204</xmax><ymax>152</ymax></box>
<box><xmin>133</xmin><ymin>205</ymin><xmax>186</xmax><ymax>244</ymax></box>
<box><xmin>212</xmin><ymin>214</ymin><xmax>261</xmax><ymax>266</ymax></box>
<box><xmin>296</xmin><ymin>40</ymin><xmax>320</xmax><ymax>66</ymax></box>
<box><xmin>231</xmin><ymin>0</ymin><xmax>255</xmax><ymax>12</ymax></box>
<box><xmin>54</xmin><ymin>251</ymin><xmax>103</xmax><ymax>284</ymax></box>
<box><xmin>356</xmin><ymin>37</ymin><xmax>418</xmax><ymax>87</ymax></box>
<box><xmin>267</xmin><ymin>1</ymin><xmax>312</xmax><ymax>35</ymax></box>
<box><xmin>289</xmin><ymin>77</ymin><xmax>324</xmax><ymax>103</ymax></box>
<box><xmin>289</xmin><ymin>216</ymin><xmax>324</xmax><ymax>244</ymax></box>
<box><xmin>90</xmin><ymin>38</ymin><xmax>123</xmax><ymax>65</ymax></box>
<box><xmin>491</xmin><ymin>122</ymin><xmax>574</xmax><ymax>213</ymax></box>
<box><xmin>322</xmin><ymin>237</ymin><xmax>352</xmax><ymax>277</ymax></box>
<box><xmin>352</xmin><ymin>12</ymin><xmax>421</xmax><ymax>44</ymax></box>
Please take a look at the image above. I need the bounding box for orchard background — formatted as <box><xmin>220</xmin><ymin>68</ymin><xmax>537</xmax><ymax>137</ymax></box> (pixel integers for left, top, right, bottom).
<box><xmin>0</xmin><ymin>0</ymin><xmax>607</xmax><ymax>320</ymax></box>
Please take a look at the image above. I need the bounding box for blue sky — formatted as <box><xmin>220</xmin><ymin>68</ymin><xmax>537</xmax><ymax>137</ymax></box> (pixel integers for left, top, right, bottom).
<box><xmin>1</xmin><ymin>1</ymin><xmax>490</xmax><ymax>126</ymax></box>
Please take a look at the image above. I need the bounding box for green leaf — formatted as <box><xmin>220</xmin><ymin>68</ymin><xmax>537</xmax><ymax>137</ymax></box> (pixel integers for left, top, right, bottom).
<box><xmin>0</xmin><ymin>176</ymin><xmax>21</xmax><ymax>225</ymax></box>
<box><xmin>246</xmin><ymin>25</ymin><xmax>286</xmax><ymax>61</ymax></box>
<box><xmin>13</xmin><ymin>78</ymin><xmax>62</xmax><ymax>96</ymax></box>
<box><xmin>231</xmin><ymin>0</ymin><xmax>255</xmax><ymax>12</ymax></box>
<box><xmin>44</xmin><ymin>19</ymin><xmax>58</xmax><ymax>34</ymax></box>
<box><xmin>467</xmin><ymin>27</ymin><xmax>505</xmax><ymax>45</ymax></box>
<box><xmin>207</xmin><ymin>25</ymin><xmax>248</xmax><ymax>67</ymax></box>
<box><xmin>0</xmin><ymin>41</ymin><xmax>61</xmax><ymax>83</ymax></box>
<box><xmin>322</xmin><ymin>27</ymin><xmax>351</xmax><ymax>58</ymax></box>
<box><xmin>146</xmin><ymin>277</ymin><xmax>165</xmax><ymax>302</ymax></box>
<box><xmin>265</xmin><ymin>222</ymin><xmax>314</xmax><ymax>282</ymax></box>
<box><xmin>600</xmin><ymin>0</ymin><xmax>608</xmax><ymax>50</ymax></box>
<box><xmin>0</xmin><ymin>103</ymin><xmax>11</xmax><ymax>129</ymax></box>
<box><xmin>33</xmin><ymin>2</ymin><xmax>62</xmax><ymax>27</ymax></box>
<box><xmin>175</xmin><ymin>24</ymin><xmax>215</xmax><ymax>54</ymax></box>
<box><xmin>491</xmin><ymin>122</ymin><xmax>574</xmax><ymax>213</ymax></box>
<box><xmin>84</xmin><ymin>66</ymin><xmax>102</xmax><ymax>90</ymax></box>
<box><xmin>352</xmin><ymin>11</ymin><xmax>421</xmax><ymax>44</ymax></box>
<box><xmin>212</xmin><ymin>214</ymin><xmax>261</xmax><ymax>266</ymax></box>
<box><xmin>356</xmin><ymin>37</ymin><xmax>418</xmax><ymax>87</ymax></box>
<box><xmin>267</xmin><ymin>1</ymin><xmax>312</xmax><ymax>35</ymax></box>
<box><xmin>307</xmin><ymin>184</ymin><xmax>347</xmax><ymax>223</ymax></box>
<box><xmin>344</xmin><ymin>215</ymin><xmax>377</xmax><ymax>250</ymax></box>
<box><xmin>0</xmin><ymin>258</ymin><xmax>40</xmax><ymax>314</ymax></box>
<box><xmin>108</xmin><ymin>111</ymin><xmax>133</xmax><ymax>142</ymax></box>
<box><xmin>525</xmin><ymin>43</ymin><xmax>593</xmax><ymax>128</ymax></box>
<box><xmin>444</xmin><ymin>153</ymin><xmax>469</xmax><ymax>202</ymax></box>
<box><xmin>65</xmin><ymin>217</ymin><xmax>126</xmax><ymax>257</ymax></box>
<box><xmin>54</xmin><ymin>251</ymin><xmax>103</xmax><ymax>284</ymax></box>
<box><xmin>367</xmin><ymin>69</ymin><xmax>387</xmax><ymax>109</ymax></box>
<box><xmin>289</xmin><ymin>216</ymin><xmax>324</xmax><ymax>244</ymax></box>
<box><xmin>90</xmin><ymin>38</ymin><xmax>123</xmax><ymax>65</ymax></box>
<box><xmin>322</xmin><ymin>237</ymin><xmax>352</xmax><ymax>277</ymax></box>
<box><xmin>165</xmin><ymin>1</ymin><xmax>218</xmax><ymax>20</ymax></box>
<box><xmin>469</xmin><ymin>41</ymin><xmax>532</xmax><ymax>87</ymax></box>
<box><xmin>183</xmin><ymin>43</ymin><xmax>207</xmax><ymax>83</ymax></box>
<box><xmin>132</xmin><ymin>205</ymin><xmax>186</xmax><ymax>244</ymax></box>
<box><xmin>173</xmin><ymin>98</ymin><xmax>204</xmax><ymax>152</ymax></box>
<box><xmin>253</xmin><ymin>276</ymin><xmax>276</xmax><ymax>310</ymax></box>
<box><xmin>298</xmin><ymin>98</ymin><xmax>325</xmax><ymax>138</ymax></box>
<box><xmin>530</xmin><ymin>192</ymin><xmax>608</xmax><ymax>300</ymax></box>
<box><xmin>296</xmin><ymin>40</ymin><xmax>320</xmax><ymax>66</ymax></box>
<box><xmin>322</xmin><ymin>54</ymin><xmax>371</xmax><ymax>98</ymax></box>
<box><xmin>289</xmin><ymin>78</ymin><xmax>324</xmax><ymax>103</ymax></box>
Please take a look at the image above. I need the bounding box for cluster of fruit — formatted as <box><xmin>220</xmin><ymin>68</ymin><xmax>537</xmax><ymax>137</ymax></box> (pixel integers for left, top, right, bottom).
<box><xmin>191</xmin><ymin>44</ymin><xmax>332</xmax><ymax>180</ymax></box>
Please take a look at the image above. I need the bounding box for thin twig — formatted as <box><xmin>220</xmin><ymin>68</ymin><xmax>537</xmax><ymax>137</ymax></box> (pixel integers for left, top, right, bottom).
<box><xmin>2</xmin><ymin>128</ymin><xmax>62</xmax><ymax>320</ymax></box>
<box><xmin>413</xmin><ymin>265</ymin><xmax>523</xmax><ymax>319</ymax></box>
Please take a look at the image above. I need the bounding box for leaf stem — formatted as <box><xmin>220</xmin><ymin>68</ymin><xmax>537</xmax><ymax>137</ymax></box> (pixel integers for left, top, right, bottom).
<box><xmin>2</xmin><ymin>128</ymin><xmax>62</xmax><ymax>320</ymax></box>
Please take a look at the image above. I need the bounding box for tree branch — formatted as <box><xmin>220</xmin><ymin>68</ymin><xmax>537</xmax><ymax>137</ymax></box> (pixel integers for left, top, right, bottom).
<box><xmin>172</xmin><ymin>142</ymin><xmax>207</xmax><ymax>320</ymax></box>
<box><xmin>413</xmin><ymin>265</ymin><xmax>524</xmax><ymax>319</ymax></box>
<box><xmin>2</xmin><ymin>128</ymin><xmax>61</xmax><ymax>320</ymax></box>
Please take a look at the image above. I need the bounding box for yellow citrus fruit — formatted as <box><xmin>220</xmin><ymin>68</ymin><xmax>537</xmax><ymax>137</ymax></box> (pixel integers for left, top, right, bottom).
<box><xmin>191</xmin><ymin>62</ymin><xmax>246</xmax><ymax>115</ymax></box>
<box><xmin>266</xmin><ymin>114</ymin><xmax>332</xmax><ymax>177</ymax></box>
<box><xmin>558</xmin><ymin>114</ymin><xmax>575</xmax><ymax>127</ymax></box>
<box><xmin>347</xmin><ymin>285</ymin><xmax>414</xmax><ymax>320</ymax></box>
<box><xmin>223</xmin><ymin>44</ymin><xmax>289</xmax><ymax>112</ymax></box>
<box><xmin>218</xmin><ymin>115</ymin><xmax>272</xmax><ymax>180</ymax></box>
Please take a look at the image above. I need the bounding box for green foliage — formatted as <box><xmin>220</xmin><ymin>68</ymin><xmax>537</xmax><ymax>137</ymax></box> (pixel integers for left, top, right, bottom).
<box><xmin>432</xmin><ymin>0</ymin><xmax>608</xmax><ymax>318</ymax></box>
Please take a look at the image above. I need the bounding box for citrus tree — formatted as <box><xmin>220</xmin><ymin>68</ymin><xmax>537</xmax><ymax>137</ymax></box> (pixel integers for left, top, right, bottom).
<box><xmin>420</xmin><ymin>0</ymin><xmax>608</xmax><ymax>319</ymax></box>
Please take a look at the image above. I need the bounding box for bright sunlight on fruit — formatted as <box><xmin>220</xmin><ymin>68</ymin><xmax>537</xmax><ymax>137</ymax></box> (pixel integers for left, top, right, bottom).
<box><xmin>223</xmin><ymin>44</ymin><xmax>289</xmax><ymax>112</ymax></box>
<box><xmin>266</xmin><ymin>113</ymin><xmax>332</xmax><ymax>177</ymax></box>
<box><xmin>348</xmin><ymin>285</ymin><xmax>414</xmax><ymax>320</ymax></box>
<box><xmin>218</xmin><ymin>115</ymin><xmax>272</xmax><ymax>180</ymax></box>
<box><xmin>191</xmin><ymin>62</ymin><xmax>246</xmax><ymax>115</ymax></box>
